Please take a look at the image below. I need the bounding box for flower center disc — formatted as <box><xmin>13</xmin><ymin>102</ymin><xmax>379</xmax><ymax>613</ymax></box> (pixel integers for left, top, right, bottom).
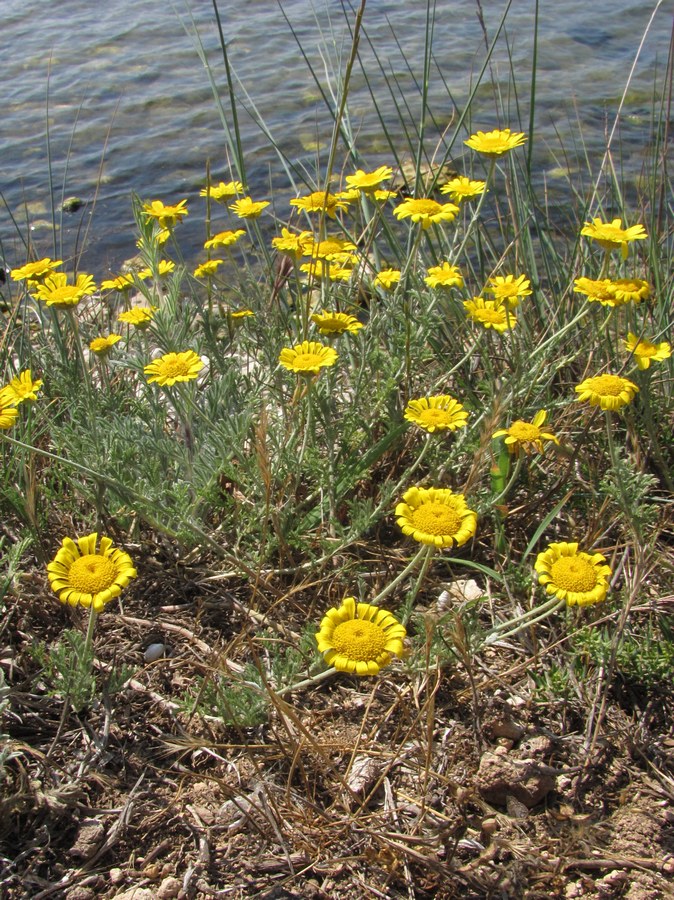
<box><xmin>411</xmin><ymin>200</ymin><xmax>441</xmax><ymax>214</ymax></box>
<box><xmin>332</xmin><ymin>619</ymin><xmax>387</xmax><ymax>661</ymax></box>
<box><xmin>163</xmin><ymin>360</ymin><xmax>190</xmax><ymax>377</ymax></box>
<box><xmin>68</xmin><ymin>554</ymin><xmax>117</xmax><ymax>594</ymax></box>
<box><xmin>296</xmin><ymin>353</ymin><xmax>322</xmax><ymax>369</ymax></box>
<box><xmin>481</xmin><ymin>308</ymin><xmax>503</xmax><ymax>323</ymax></box>
<box><xmin>420</xmin><ymin>408</ymin><xmax>451</xmax><ymax>424</ymax></box>
<box><xmin>550</xmin><ymin>556</ymin><xmax>597</xmax><ymax>593</ymax></box>
<box><xmin>509</xmin><ymin>421</ymin><xmax>540</xmax><ymax>441</ymax></box>
<box><xmin>411</xmin><ymin>502</ymin><xmax>461</xmax><ymax>537</ymax></box>
<box><xmin>587</xmin><ymin>375</ymin><xmax>623</xmax><ymax>396</ymax></box>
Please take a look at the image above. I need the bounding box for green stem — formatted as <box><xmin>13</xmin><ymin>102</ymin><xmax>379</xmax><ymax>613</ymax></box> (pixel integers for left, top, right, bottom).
<box><xmin>83</xmin><ymin>604</ymin><xmax>99</xmax><ymax>660</ymax></box>
<box><xmin>483</xmin><ymin>596</ymin><xmax>564</xmax><ymax>646</ymax></box>
<box><xmin>450</xmin><ymin>158</ymin><xmax>497</xmax><ymax>267</ymax></box>
<box><xmin>491</xmin><ymin>453</ymin><xmax>524</xmax><ymax>505</ymax></box>
<box><xmin>276</xmin><ymin>666</ymin><xmax>337</xmax><ymax>697</ymax></box>
<box><xmin>370</xmin><ymin>543</ymin><xmax>430</xmax><ymax>607</ymax></box>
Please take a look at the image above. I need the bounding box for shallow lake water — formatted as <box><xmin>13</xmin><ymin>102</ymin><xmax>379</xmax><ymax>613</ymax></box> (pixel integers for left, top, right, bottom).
<box><xmin>0</xmin><ymin>0</ymin><xmax>669</xmax><ymax>274</ymax></box>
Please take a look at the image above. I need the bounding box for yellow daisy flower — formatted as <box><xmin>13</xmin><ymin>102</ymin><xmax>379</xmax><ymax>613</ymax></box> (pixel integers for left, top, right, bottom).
<box><xmin>464</xmin><ymin>128</ymin><xmax>526</xmax><ymax>156</ymax></box>
<box><xmin>316</xmin><ymin>597</ymin><xmax>406</xmax><ymax>676</ymax></box>
<box><xmin>575</xmin><ymin>373</ymin><xmax>639</xmax><ymax>411</ymax></box>
<box><xmin>47</xmin><ymin>533</ymin><xmax>137</xmax><ymax>613</ymax></box>
<box><xmin>425</xmin><ymin>262</ymin><xmax>464</xmax><ymax>290</ymax></box>
<box><xmin>100</xmin><ymin>273</ymin><xmax>138</xmax><ymax>292</ymax></box>
<box><xmin>303</xmin><ymin>236</ymin><xmax>358</xmax><ymax>262</ymax></box>
<box><xmin>193</xmin><ymin>259</ymin><xmax>224</xmax><ymax>278</ymax></box>
<box><xmin>344</xmin><ymin>165</ymin><xmax>393</xmax><ymax>192</ymax></box>
<box><xmin>144</xmin><ymin>350</ymin><xmax>204</xmax><ymax>387</ymax></box>
<box><xmin>89</xmin><ymin>334</ymin><xmax>122</xmax><ymax>355</ymax></box>
<box><xmin>229</xmin><ymin>196</ymin><xmax>269</xmax><ymax>219</ymax></box>
<box><xmin>271</xmin><ymin>228</ymin><xmax>312</xmax><ymax>259</ymax></box>
<box><xmin>33</xmin><ymin>273</ymin><xmax>96</xmax><ymax>309</ymax></box>
<box><xmin>118</xmin><ymin>306</ymin><xmax>157</xmax><ymax>329</ymax></box>
<box><xmin>204</xmin><ymin>229</ymin><xmax>246</xmax><ymax>250</ymax></box>
<box><xmin>137</xmin><ymin>260</ymin><xmax>175</xmax><ymax>280</ymax></box>
<box><xmin>10</xmin><ymin>257</ymin><xmax>63</xmax><ymax>283</ymax></box>
<box><xmin>440</xmin><ymin>176</ymin><xmax>487</xmax><ymax>202</ymax></box>
<box><xmin>278</xmin><ymin>340</ymin><xmax>338</xmax><ymax>375</ymax></box>
<box><xmin>492</xmin><ymin>410</ymin><xmax>559</xmax><ymax>455</ymax></box>
<box><xmin>606</xmin><ymin>278</ymin><xmax>651</xmax><ymax>304</ymax></box>
<box><xmin>573</xmin><ymin>276</ymin><xmax>651</xmax><ymax>307</ymax></box>
<box><xmin>143</xmin><ymin>199</ymin><xmax>188</xmax><ymax>228</ymax></box>
<box><xmin>1</xmin><ymin>370</ymin><xmax>43</xmax><ymax>406</ymax></box>
<box><xmin>0</xmin><ymin>399</ymin><xmax>19</xmax><ymax>430</ymax></box>
<box><xmin>535</xmin><ymin>541</ymin><xmax>612</xmax><ymax>607</ymax></box>
<box><xmin>393</xmin><ymin>197</ymin><xmax>459</xmax><ymax>229</ymax></box>
<box><xmin>373</xmin><ymin>268</ymin><xmax>401</xmax><ymax>291</ymax></box>
<box><xmin>404</xmin><ymin>395</ymin><xmax>469</xmax><ymax>433</ymax></box>
<box><xmin>580</xmin><ymin>217</ymin><xmax>647</xmax><ymax>259</ymax></box>
<box><xmin>485</xmin><ymin>274</ymin><xmax>532</xmax><ymax>307</ymax></box>
<box><xmin>199</xmin><ymin>180</ymin><xmax>244</xmax><ymax>200</ymax></box>
<box><xmin>373</xmin><ymin>189</ymin><xmax>397</xmax><ymax>202</ymax></box>
<box><xmin>463</xmin><ymin>297</ymin><xmax>516</xmax><ymax>332</ymax></box>
<box><xmin>290</xmin><ymin>191</ymin><xmax>350</xmax><ymax>218</ymax></box>
<box><xmin>311</xmin><ymin>311</ymin><xmax>364</xmax><ymax>336</ymax></box>
<box><xmin>395</xmin><ymin>486</ymin><xmax>477</xmax><ymax>549</ymax></box>
<box><xmin>623</xmin><ymin>333</ymin><xmax>671</xmax><ymax>370</ymax></box>
<box><xmin>299</xmin><ymin>260</ymin><xmax>353</xmax><ymax>282</ymax></box>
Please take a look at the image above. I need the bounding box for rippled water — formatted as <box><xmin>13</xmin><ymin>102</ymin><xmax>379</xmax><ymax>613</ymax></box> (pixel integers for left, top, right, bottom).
<box><xmin>0</xmin><ymin>0</ymin><xmax>669</xmax><ymax>274</ymax></box>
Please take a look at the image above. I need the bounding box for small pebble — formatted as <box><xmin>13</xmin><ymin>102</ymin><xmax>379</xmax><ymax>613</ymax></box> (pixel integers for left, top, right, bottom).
<box><xmin>144</xmin><ymin>643</ymin><xmax>167</xmax><ymax>663</ymax></box>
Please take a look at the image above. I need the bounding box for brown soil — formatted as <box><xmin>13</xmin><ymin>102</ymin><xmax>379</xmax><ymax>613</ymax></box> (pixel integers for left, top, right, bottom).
<box><xmin>2</xmin><ymin>549</ymin><xmax>674</xmax><ymax>900</ymax></box>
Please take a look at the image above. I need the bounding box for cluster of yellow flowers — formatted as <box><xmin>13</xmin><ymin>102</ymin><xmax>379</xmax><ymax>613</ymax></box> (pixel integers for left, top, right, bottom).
<box><xmin>7</xmin><ymin>126</ymin><xmax>667</xmax><ymax>686</ymax></box>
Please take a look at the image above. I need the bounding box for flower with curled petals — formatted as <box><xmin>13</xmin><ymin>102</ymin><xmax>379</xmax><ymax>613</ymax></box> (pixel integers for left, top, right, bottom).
<box><xmin>193</xmin><ymin>260</ymin><xmax>224</xmax><ymax>279</ymax></box>
<box><xmin>229</xmin><ymin>196</ymin><xmax>269</xmax><ymax>219</ymax></box>
<box><xmin>89</xmin><ymin>334</ymin><xmax>122</xmax><ymax>356</ymax></box>
<box><xmin>534</xmin><ymin>542</ymin><xmax>611</xmax><ymax>607</ymax></box>
<box><xmin>395</xmin><ymin>486</ymin><xmax>477</xmax><ymax>549</ymax></box>
<box><xmin>11</xmin><ymin>257</ymin><xmax>63</xmax><ymax>283</ymax></box>
<box><xmin>311</xmin><ymin>311</ymin><xmax>363</xmax><ymax>336</ymax></box>
<box><xmin>580</xmin><ymin>217</ymin><xmax>647</xmax><ymax>259</ymax></box>
<box><xmin>118</xmin><ymin>306</ymin><xmax>157</xmax><ymax>329</ymax></box>
<box><xmin>316</xmin><ymin>597</ymin><xmax>406</xmax><ymax>676</ymax></box>
<box><xmin>204</xmin><ymin>229</ymin><xmax>246</xmax><ymax>250</ymax></box>
<box><xmin>271</xmin><ymin>228</ymin><xmax>312</xmax><ymax>259</ymax></box>
<box><xmin>493</xmin><ymin>410</ymin><xmax>559</xmax><ymax>455</ymax></box>
<box><xmin>47</xmin><ymin>533</ymin><xmax>137</xmax><ymax>613</ymax></box>
<box><xmin>575</xmin><ymin>373</ymin><xmax>638</xmax><ymax>411</ymax></box>
<box><xmin>143</xmin><ymin>199</ymin><xmax>188</xmax><ymax>229</ymax></box>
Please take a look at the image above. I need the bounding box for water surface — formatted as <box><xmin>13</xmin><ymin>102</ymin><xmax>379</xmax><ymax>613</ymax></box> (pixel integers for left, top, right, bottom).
<box><xmin>0</xmin><ymin>0</ymin><xmax>669</xmax><ymax>274</ymax></box>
